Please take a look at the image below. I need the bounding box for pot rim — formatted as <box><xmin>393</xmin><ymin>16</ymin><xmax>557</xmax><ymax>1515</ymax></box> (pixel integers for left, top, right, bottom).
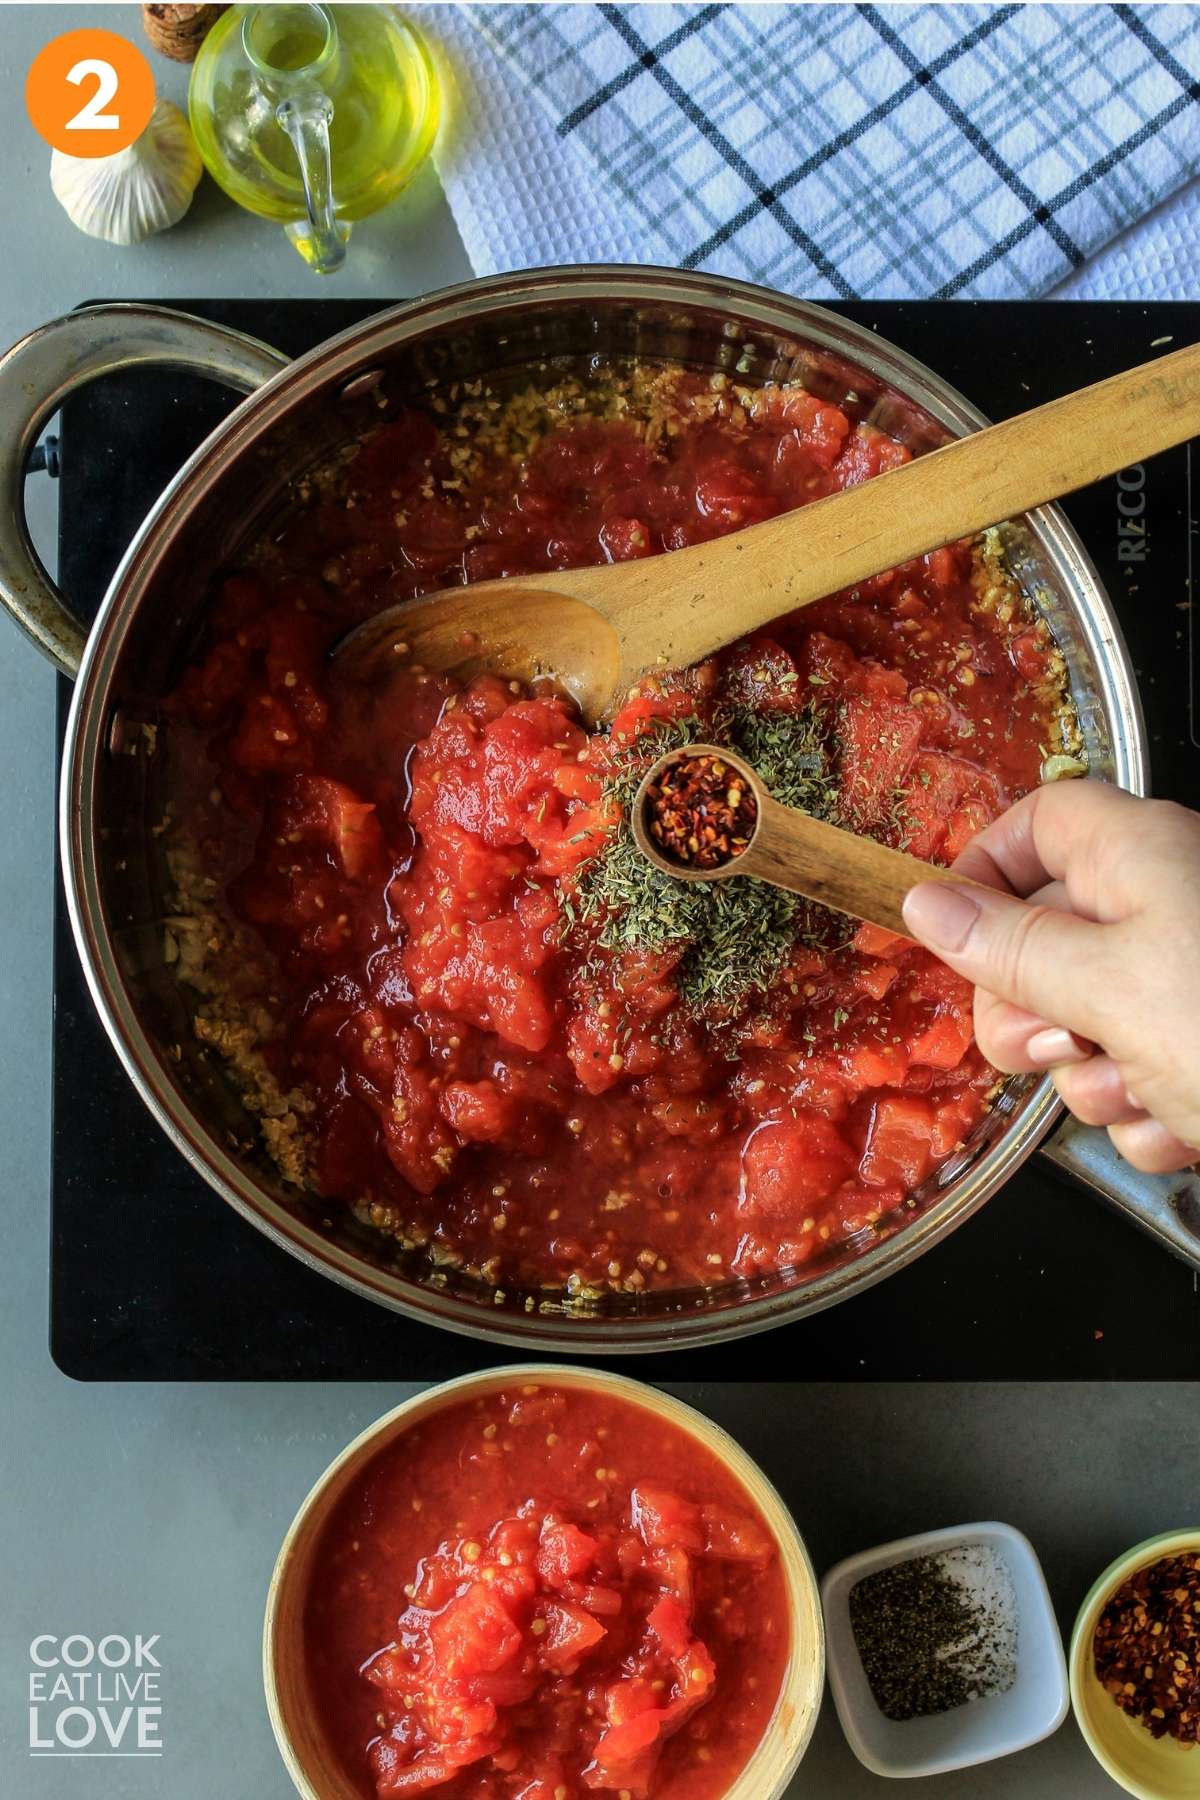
<box><xmin>59</xmin><ymin>264</ymin><xmax>1149</xmax><ymax>1351</ymax></box>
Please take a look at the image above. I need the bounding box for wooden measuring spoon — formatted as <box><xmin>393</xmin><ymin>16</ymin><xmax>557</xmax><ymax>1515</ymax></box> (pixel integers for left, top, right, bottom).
<box><xmin>632</xmin><ymin>743</ymin><xmax>992</xmax><ymax>937</ymax></box>
<box><xmin>334</xmin><ymin>340</ymin><xmax>1200</xmax><ymax>722</ymax></box>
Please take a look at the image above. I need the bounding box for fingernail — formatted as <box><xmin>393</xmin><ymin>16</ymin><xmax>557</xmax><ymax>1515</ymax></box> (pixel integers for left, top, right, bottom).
<box><xmin>901</xmin><ymin>882</ymin><xmax>981</xmax><ymax>953</ymax></box>
<box><xmin>1026</xmin><ymin>1026</ymin><xmax>1090</xmax><ymax>1066</ymax></box>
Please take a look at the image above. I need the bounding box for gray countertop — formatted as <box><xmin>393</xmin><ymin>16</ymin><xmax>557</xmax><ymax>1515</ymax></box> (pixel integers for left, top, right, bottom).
<box><xmin>0</xmin><ymin>8</ymin><xmax>1190</xmax><ymax>1797</ymax></box>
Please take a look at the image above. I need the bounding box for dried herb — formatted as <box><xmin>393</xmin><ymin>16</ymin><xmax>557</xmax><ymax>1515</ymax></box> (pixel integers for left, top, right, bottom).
<box><xmin>725</xmin><ymin>702</ymin><xmax>837</xmax><ymax>819</ymax></box>
<box><xmin>566</xmin><ymin>702</ymin><xmax>844</xmax><ymax>1014</ymax></box>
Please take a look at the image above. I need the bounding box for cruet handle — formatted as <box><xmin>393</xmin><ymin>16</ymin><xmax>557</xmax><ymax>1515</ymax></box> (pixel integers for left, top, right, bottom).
<box><xmin>276</xmin><ymin>91</ymin><xmax>348</xmax><ymax>275</ymax></box>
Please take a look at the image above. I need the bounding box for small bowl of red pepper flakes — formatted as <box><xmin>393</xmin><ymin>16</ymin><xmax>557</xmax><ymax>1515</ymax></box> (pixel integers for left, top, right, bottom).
<box><xmin>1071</xmin><ymin>1529</ymin><xmax>1200</xmax><ymax>1799</ymax></box>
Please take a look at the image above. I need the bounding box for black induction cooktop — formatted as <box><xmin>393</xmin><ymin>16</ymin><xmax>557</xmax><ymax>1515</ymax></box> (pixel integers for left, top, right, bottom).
<box><xmin>47</xmin><ymin>297</ymin><xmax>1200</xmax><ymax>1380</ymax></box>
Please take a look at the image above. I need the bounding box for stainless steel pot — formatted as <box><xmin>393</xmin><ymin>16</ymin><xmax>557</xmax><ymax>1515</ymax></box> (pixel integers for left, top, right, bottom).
<box><xmin>3</xmin><ymin>268</ymin><xmax>1198</xmax><ymax>1352</ymax></box>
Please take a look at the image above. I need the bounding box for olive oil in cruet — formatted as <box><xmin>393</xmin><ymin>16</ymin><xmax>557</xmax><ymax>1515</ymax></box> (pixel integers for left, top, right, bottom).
<box><xmin>188</xmin><ymin>4</ymin><xmax>440</xmax><ymax>272</ymax></box>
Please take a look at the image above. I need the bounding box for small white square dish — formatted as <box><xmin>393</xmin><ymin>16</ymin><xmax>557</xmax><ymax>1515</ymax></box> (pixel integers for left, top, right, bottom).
<box><xmin>821</xmin><ymin>1520</ymin><xmax>1069</xmax><ymax>1778</ymax></box>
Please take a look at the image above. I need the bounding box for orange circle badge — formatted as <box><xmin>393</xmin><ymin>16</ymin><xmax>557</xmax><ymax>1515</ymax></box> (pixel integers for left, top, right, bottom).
<box><xmin>26</xmin><ymin>29</ymin><xmax>156</xmax><ymax>158</ymax></box>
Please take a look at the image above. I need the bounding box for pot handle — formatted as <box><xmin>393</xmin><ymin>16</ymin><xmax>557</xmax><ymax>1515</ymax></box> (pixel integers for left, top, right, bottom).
<box><xmin>0</xmin><ymin>303</ymin><xmax>288</xmax><ymax>677</ymax></box>
<box><xmin>1040</xmin><ymin>1116</ymin><xmax>1200</xmax><ymax>1271</ymax></box>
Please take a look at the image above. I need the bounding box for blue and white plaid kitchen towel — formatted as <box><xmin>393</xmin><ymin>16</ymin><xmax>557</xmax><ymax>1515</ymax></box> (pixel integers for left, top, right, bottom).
<box><xmin>420</xmin><ymin>2</ymin><xmax>1200</xmax><ymax>300</ymax></box>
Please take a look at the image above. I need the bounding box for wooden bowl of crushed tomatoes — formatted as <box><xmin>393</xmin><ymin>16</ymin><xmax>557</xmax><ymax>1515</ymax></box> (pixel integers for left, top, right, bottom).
<box><xmin>264</xmin><ymin>1368</ymin><xmax>823</xmax><ymax>1799</ymax></box>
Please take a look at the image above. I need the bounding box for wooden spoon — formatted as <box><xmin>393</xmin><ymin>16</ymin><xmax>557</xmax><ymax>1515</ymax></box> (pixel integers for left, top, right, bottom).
<box><xmin>334</xmin><ymin>341</ymin><xmax>1200</xmax><ymax>722</ymax></box>
<box><xmin>632</xmin><ymin>744</ymin><xmax>992</xmax><ymax>937</ymax></box>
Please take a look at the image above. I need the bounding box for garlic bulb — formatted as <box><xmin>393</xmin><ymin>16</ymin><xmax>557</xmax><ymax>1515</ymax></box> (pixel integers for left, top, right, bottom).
<box><xmin>50</xmin><ymin>99</ymin><xmax>202</xmax><ymax>245</ymax></box>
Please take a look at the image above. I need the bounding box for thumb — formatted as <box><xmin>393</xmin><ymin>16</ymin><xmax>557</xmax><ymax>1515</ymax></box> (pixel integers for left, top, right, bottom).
<box><xmin>901</xmin><ymin>880</ymin><xmax>1113</xmax><ymax>1043</ymax></box>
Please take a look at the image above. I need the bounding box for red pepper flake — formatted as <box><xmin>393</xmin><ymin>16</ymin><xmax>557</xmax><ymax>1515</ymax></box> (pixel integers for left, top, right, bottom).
<box><xmin>1093</xmin><ymin>1552</ymin><xmax>1200</xmax><ymax>1744</ymax></box>
<box><xmin>643</xmin><ymin>753</ymin><xmax>758</xmax><ymax>871</ymax></box>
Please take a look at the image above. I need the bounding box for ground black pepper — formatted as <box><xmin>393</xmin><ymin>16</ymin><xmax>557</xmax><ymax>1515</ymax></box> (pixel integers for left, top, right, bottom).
<box><xmin>849</xmin><ymin>1546</ymin><xmax>1018</xmax><ymax>1722</ymax></box>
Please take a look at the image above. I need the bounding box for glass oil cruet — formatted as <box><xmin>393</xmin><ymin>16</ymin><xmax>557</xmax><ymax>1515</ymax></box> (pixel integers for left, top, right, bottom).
<box><xmin>188</xmin><ymin>4</ymin><xmax>440</xmax><ymax>273</ymax></box>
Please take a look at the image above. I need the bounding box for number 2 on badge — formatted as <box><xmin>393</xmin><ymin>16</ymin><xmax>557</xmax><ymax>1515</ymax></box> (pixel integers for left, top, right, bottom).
<box><xmin>64</xmin><ymin>59</ymin><xmax>122</xmax><ymax>134</ymax></box>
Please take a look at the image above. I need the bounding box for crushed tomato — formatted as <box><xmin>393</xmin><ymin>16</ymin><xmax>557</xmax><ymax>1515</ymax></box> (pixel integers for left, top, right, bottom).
<box><xmin>167</xmin><ymin>367</ymin><xmax>1069</xmax><ymax>1300</ymax></box>
<box><xmin>303</xmin><ymin>1382</ymin><xmax>790</xmax><ymax>1799</ymax></box>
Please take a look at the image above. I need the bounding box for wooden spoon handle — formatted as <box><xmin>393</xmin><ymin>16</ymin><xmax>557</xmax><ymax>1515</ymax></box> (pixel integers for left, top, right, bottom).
<box><xmin>742</xmin><ymin>794</ymin><xmax>995</xmax><ymax>936</ymax></box>
<box><xmin>608</xmin><ymin>339</ymin><xmax>1200</xmax><ymax>677</ymax></box>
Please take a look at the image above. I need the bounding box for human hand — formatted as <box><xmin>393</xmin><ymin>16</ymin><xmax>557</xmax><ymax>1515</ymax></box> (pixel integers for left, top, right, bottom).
<box><xmin>901</xmin><ymin>782</ymin><xmax>1200</xmax><ymax>1173</ymax></box>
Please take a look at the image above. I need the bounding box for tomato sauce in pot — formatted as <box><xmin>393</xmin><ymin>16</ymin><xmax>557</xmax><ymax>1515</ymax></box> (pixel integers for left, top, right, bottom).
<box><xmin>303</xmin><ymin>1380</ymin><xmax>792</xmax><ymax>1798</ymax></box>
<box><xmin>166</xmin><ymin>364</ymin><xmax>1077</xmax><ymax>1305</ymax></box>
